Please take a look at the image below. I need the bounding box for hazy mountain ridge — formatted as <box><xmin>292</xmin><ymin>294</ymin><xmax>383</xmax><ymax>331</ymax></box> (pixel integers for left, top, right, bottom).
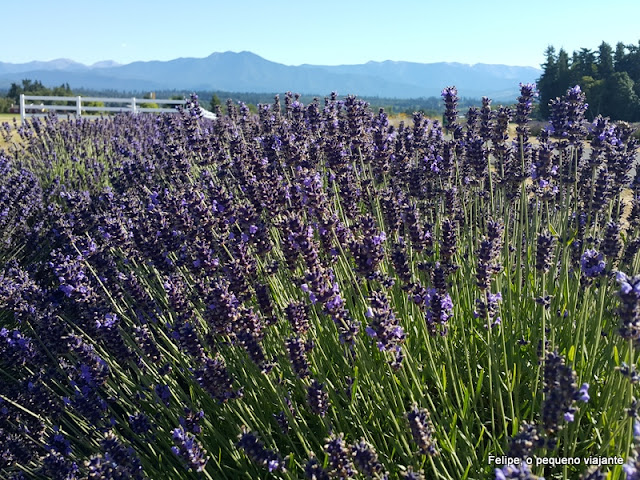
<box><xmin>0</xmin><ymin>51</ymin><xmax>541</xmax><ymax>100</ymax></box>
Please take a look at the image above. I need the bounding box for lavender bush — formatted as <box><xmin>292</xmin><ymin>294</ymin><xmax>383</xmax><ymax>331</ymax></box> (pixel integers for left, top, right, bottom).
<box><xmin>0</xmin><ymin>87</ymin><xmax>639</xmax><ymax>479</ymax></box>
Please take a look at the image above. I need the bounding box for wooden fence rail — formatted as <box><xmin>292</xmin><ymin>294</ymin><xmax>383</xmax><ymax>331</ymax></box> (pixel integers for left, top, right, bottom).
<box><xmin>19</xmin><ymin>94</ymin><xmax>188</xmax><ymax>120</ymax></box>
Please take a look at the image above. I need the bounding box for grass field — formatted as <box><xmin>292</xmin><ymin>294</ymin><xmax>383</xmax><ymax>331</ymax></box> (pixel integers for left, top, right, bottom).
<box><xmin>0</xmin><ymin>113</ymin><xmax>21</xmax><ymax>123</ymax></box>
<box><xmin>0</xmin><ymin>114</ymin><xmax>22</xmax><ymax>151</ymax></box>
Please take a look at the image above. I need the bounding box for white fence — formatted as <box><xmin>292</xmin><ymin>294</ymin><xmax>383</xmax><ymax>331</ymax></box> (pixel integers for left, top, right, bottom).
<box><xmin>19</xmin><ymin>94</ymin><xmax>187</xmax><ymax>121</ymax></box>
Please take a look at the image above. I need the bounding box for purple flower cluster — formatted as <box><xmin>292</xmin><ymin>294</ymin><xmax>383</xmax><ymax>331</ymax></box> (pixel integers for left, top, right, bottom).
<box><xmin>536</xmin><ymin>231</ymin><xmax>556</xmax><ymax>274</ymax></box>
<box><xmin>580</xmin><ymin>249</ymin><xmax>606</xmax><ymax>278</ymax></box>
<box><xmin>351</xmin><ymin>438</ymin><xmax>386</xmax><ymax>478</ymax></box>
<box><xmin>194</xmin><ymin>355</ymin><xmax>243</xmax><ymax>403</ymax></box>
<box><xmin>475</xmin><ymin>292</ymin><xmax>503</xmax><ymax>328</ymax></box>
<box><xmin>406</xmin><ymin>404</ymin><xmax>437</xmax><ymax>456</ymax></box>
<box><xmin>441</xmin><ymin>86</ymin><xmax>460</xmax><ymax>135</ymax></box>
<box><xmin>476</xmin><ymin>219</ymin><xmax>504</xmax><ymax>290</ymax></box>
<box><xmin>86</xmin><ymin>432</ymin><xmax>145</xmax><ymax>479</ymax></box>
<box><xmin>171</xmin><ymin>426</ymin><xmax>209</xmax><ymax>472</ymax></box>
<box><xmin>548</xmin><ymin>85</ymin><xmax>588</xmax><ymax>144</ymax></box>
<box><xmin>401</xmin><ymin>467</ymin><xmax>425</xmax><ymax>479</ymax></box>
<box><xmin>617</xmin><ymin>272</ymin><xmax>640</xmax><ymax>341</ymax></box>
<box><xmin>624</xmin><ymin>422</ymin><xmax>640</xmax><ymax>480</ymax></box>
<box><xmin>286</xmin><ymin>336</ymin><xmax>313</xmax><ymax>378</ymax></box>
<box><xmin>350</xmin><ymin>215</ymin><xmax>386</xmax><ymax>278</ymax></box>
<box><xmin>506</xmin><ymin>421</ymin><xmax>546</xmax><ymax>460</ymax></box>
<box><xmin>324</xmin><ymin>433</ymin><xmax>356</xmax><ymax>479</ymax></box>
<box><xmin>1</xmin><ymin>82</ymin><xmax>638</xmax><ymax>479</ymax></box>
<box><xmin>305</xmin><ymin>454</ymin><xmax>331</xmax><ymax>480</ymax></box>
<box><xmin>495</xmin><ymin>462</ymin><xmax>544</xmax><ymax>480</ymax></box>
<box><xmin>513</xmin><ymin>83</ymin><xmax>537</xmax><ymax>178</ymax></box>
<box><xmin>237</xmin><ymin>428</ymin><xmax>286</xmax><ymax>473</ymax></box>
<box><xmin>307</xmin><ymin>379</ymin><xmax>330</xmax><ymax>417</ymax></box>
<box><xmin>425</xmin><ymin>288</ymin><xmax>454</xmax><ymax>336</ymax></box>
<box><xmin>365</xmin><ymin>290</ymin><xmax>406</xmax><ymax>367</ymax></box>
<box><xmin>541</xmin><ymin>351</ymin><xmax>589</xmax><ymax>434</ymax></box>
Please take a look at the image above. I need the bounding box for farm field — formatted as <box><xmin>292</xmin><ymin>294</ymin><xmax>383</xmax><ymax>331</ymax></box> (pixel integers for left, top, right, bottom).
<box><xmin>1</xmin><ymin>86</ymin><xmax>640</xmax><ymax>480</ymax></box>
<box><xmin>0</xmin><ymin>113</ymin><xmax>20</xmax><ymax>122</ymax></box>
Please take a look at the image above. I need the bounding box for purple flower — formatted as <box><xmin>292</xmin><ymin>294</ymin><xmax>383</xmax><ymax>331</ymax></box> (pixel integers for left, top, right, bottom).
<box><xmin>577</xmin><ymin>383</ymin><xmax>590</xmax><ymax>402</ymax></box>
<box><xmin>154</xmin><ymin>384</ymin><xmax>171</xmax><ymax>406</ymax></box>
<box><xmin>616</xmin><ymin>271</ymin><xmax>640</xmax><ymax>340</ymax></box>
<box><xmin>171</xmin><ymin>426</ymin><xmax>208</xmax><ymax>472</ymax></box>
<box><xmin>195</xmin><ymin>355</ymin><xmax>242</xmax><ymax>402</ymax></box>
<box><xmin>179</xmin><ymin>408</ymin><xmax>205</xmax><ymax>434</ymax></box>
<box><xmin>371</xmin><ymin>231</ymin><xmax>386</xmax><ymax>246</ymax></box>
<box><xmin>402</xmin><ymin>467</ymin><xmax>426</xmax><ymax>479</ymax></box>
<box><xmin>603</xmin><ymin>221</ymin><xmax>622</xmax><ymax>260</ymax></box>
<box><xmin>548</xmin><ymin>85</ymin><xmax>588</xmax><ymax>143</ymax></box>
<box><xmin>237</xmin><ymin>429</ymin><xmax>285</xmax><ymax>473</ymax></box>
<box><xmin>426</xmin><ymin>288</ymin><xmax>453</xmax><ymax>336</ymax></box>
<box><xmin>542</xmin><ymin>351</ymin><xmax>584</xmax><ymax>433</ymax></box>
<box><xmin>366</xmin><ymin>290</ymin><xmax>405</xmax><ymax>363</ymax></box>
<box><xmin>129</xmin><ymin>412</ymin><xmax>153</xmax><ymax>435</ymax></box>
<box><xmin>406</xmin><ymin>404</ymin><xmax>437</xmax><ymax>455</ymax></box>
<box><xmin>580</xmin><ymin>250</ymin><xmax>606</xmax><ymax>278</ymax></box>
<box><xmin>324</xmin><ymin>433</ymin><xmax>355</xmax><ymax>479</ymax></box>
<box><xmin>624</xmin><ymin>461</ymin><xmax>640</xmax><ymax>480</ymax></box>
<box><xmin>441</xmin><ymin>86</ymin><xmax>459</xmax><ymax>132</ymax></box>
<box><xmin>536</xmin><ymin>231</ymin><xmax>555</xmax><ymax>273</ymax></box>
<box><xmin>351</xmin><ymin>438</ymin><xmax>385</xmax><ymax>478</ymax></box>
<box><xmin>286</xmin><ymin>336</ymin><xmax>312</xmax><ymax>378</ymax></box>
<box><xmin>305</xmin><ymin>455</ymin><xmax>330</xmax><ymax>480</ymax></box>
<box><xmin>86</xmin><ymin>432</ymin><xmax>145</xmax><ymax>479</ymax></box>
<box><xmin>307</xmin><ymin>379</ymin><xmax>330</xmax><ymax>417</ymax></box>
<box><xmin>285</xmin><ymin>300</ymin><xmax>310</xmax><ymax>335</ymax></box>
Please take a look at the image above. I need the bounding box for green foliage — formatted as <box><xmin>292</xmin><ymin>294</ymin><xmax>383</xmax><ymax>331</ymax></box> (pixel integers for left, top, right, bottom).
<box><xmin>537</xmin><ymin>40</ymin><xmax>640</xmax><ymax>120</ymax></box>
<box><xmin>139</xmin><ymin>93</ymin><xmax>159</xmax><ymax>109</ymax></box>
<box><xmin>210</xmin><ymin>93</ymin><xmax>222</xmax><ymax>111</ymax></box>
<box><xmin>0</xmin><ymin>97</ymin><xmax>12</xmax><ymax>113</ymax></box>
<box><xmin>602</xmin><ymin>72</ymin><xmax>640</xmax><ymax>120</ymax></box>
<box><xmin>5</xmin><ymin>79</ymin><xmax>72</xmax><ymax>104</ymax></box>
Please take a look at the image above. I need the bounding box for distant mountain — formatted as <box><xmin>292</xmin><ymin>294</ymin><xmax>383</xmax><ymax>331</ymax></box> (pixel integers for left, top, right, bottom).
<box><xmin>0</xmin><ymin>51</ymin><xmax>541</xmax><ymax>100</ymax></box>
<box><xmin>0</xmin><ymin>58</ymin><xmax>88</xmax><ymax>75</ymax></box>
<box><xmin>90</xmin><ymin>60</ymin><xmax>122</xmax><ymax>69</ymax></box>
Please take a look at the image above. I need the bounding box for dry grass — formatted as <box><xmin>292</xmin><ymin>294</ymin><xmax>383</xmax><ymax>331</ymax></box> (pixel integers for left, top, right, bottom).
<box><xmin>0</xmin><ymin>114</ymin><xmax>23</xmax><ymax>151</ymax></box>
<box><xmin>387</xmin><ymin>112</ymin><xmax>440</xmax><ymax>128</ymax></box>
<box><xmin>0</xmin><ymin>113</ymin><xmax>21</xmax><ymax>124</ymax></box>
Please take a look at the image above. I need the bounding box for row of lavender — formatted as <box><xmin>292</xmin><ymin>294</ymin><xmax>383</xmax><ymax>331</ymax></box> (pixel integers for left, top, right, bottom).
<box><xmin>0</xmin><ymin>86</ymin><xmax>639</xmax><ymax>479</ymax></box>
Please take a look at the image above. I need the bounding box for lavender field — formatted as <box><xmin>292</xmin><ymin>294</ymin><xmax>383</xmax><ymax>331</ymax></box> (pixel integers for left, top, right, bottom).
<box><xmin>1</xmin><ymin>86</ymin><xmax>640</xmax><ymax>479</ymax></box>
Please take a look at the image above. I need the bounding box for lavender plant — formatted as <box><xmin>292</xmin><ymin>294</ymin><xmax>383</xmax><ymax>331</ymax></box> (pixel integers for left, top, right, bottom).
<box><xmin>0</xmin><ymin>86</ymin><xmax>638</xmax><ymax>480</ymax></box>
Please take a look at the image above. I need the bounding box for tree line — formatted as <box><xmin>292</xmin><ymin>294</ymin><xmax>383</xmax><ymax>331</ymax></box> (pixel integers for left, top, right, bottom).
<box><xmin>0</xmin><ymin>79</ymin><xmax>74</xmax><ymax>112</ymax></box>
<box><xmin>0</xmin><ymin>81</ymin><xmax>168</xmax><ymax>114</ymax></box>
<box><xmin>537</xmin><ymin>41</ymin><xmax>640</xmax><ymax>121</ymax></box>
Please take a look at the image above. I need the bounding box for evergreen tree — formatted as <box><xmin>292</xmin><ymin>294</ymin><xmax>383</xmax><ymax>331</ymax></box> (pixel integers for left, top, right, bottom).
<box><xmin>557</xmin><ymin>48</ymin><xmax>571</xmax><ymax>91</ymax></box>
<box><xmin>597</xmin><ymin>42</ymin><xmax>614</xmax><ymax>79</ymax></box>
<box><xmin>572</xmin><ymin>48</ymin><xmax>596</xmax><ymax>80</ymax></box>
<box><xmin>614</xmin><ymin>42</ymin><xmax>627</xmax><ymax>72</ymax></box>
<box><xmin>210</xmin><ymin>94</ymin><xmax>222</xmax><ymax>111</ymax></box>
<box><xmin>537</xmin><ymin>40</ymin><xmax>640</xmax><ymax>120</ymax></box>
<box><xmin>537</xmin><ymin>46</ymin><xmax>558</xmax><ymax>118</ymax></box>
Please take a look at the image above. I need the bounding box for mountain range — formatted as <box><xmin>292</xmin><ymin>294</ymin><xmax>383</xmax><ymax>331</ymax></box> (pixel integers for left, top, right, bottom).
<box><xmin>0</xmin><ymin>51</ymin><xmax>541</xmax><ymax>100</ymax></box>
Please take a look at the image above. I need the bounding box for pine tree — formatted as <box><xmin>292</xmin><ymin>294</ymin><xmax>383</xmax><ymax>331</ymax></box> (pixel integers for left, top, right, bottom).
<box><xmin>537</xmin><ymin>46</ymin><xmax>558</xmax><ymax>118</ymax></box>
<box><xmin>597</xmin><ymin>42</ymin><xmax>614</xmax><ymax>79</ymax></box>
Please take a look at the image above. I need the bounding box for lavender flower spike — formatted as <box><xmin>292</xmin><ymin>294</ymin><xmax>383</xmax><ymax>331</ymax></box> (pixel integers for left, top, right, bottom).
<box><xmin>171</xmin><ymin>426</ymin><xmax>208</xmax><ymax>472</ymax></box>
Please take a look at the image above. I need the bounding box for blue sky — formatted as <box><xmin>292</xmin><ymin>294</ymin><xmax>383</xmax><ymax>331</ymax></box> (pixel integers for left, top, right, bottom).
<box><xmin>4</xmin><ymin>0</ymin><xmax>640</xmax><ymax>68</ymax></box>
